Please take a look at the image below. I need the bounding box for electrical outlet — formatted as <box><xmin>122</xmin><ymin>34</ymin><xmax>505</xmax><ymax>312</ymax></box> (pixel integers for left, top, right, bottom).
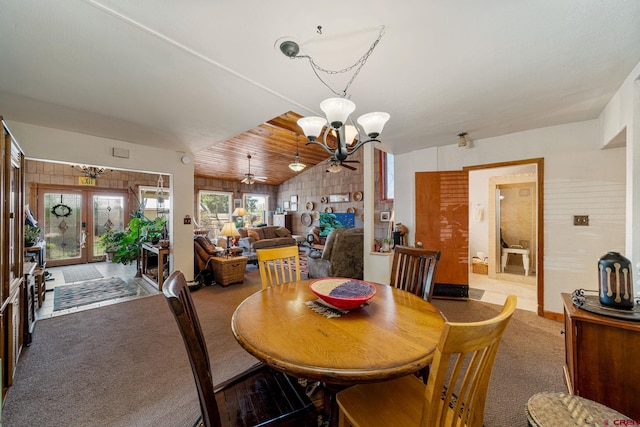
<box><xmin>574</xmin><ymin>215</ymin><xmax>589</xmax><ymax>226</ymax></box>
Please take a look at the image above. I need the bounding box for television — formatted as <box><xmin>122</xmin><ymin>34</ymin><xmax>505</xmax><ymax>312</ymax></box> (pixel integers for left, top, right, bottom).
<box><xmin>319</xmin><ymin>212</ymin><xmax>355</xmax><ymax>237</ymax></box>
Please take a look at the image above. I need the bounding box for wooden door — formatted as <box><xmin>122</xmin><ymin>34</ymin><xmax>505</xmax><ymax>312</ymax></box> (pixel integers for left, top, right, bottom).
<box><xmin>415</xmin><ymin>171</ymin><xmax>469</xmax><ymax>297</ymax></box>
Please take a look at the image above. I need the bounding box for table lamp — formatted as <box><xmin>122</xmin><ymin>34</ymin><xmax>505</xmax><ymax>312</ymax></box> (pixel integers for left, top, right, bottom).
<box><xmin>232</xmin><ymin>207</ymin><xmax>247</xmax><ymax>228</ymax></box>
<box><xmin>220</xmin><ymin>222</ymin><xmax>239</xmax><ymax>257</ymax></box>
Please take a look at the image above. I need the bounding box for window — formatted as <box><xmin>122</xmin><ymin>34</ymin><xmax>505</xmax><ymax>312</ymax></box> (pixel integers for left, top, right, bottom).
<box><xmin>139</xmin><ymin>186</ymin><xmax>170</xmax><ymax>220</ymax></box>
<box><xmin>380</xmin><ymin>150</ymin><xmax>394</xmax><ymax>202</ymax></box>
<box><xmin>244</xmin><ymin>193</ymin><xmax>269</xmax><ymax>226</ymax></box>
<box><xmin>198</xmin><ymin>191</ymin><xmax>233</xmax><ymax>231</ymax></box>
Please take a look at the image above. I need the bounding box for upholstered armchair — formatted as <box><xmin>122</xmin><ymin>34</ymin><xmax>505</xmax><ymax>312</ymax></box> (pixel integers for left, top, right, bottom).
<box><xmin>307</xmin><ymin>228</ymin><xmax>364</xmax><ymax>279</ymax></box>
<box><xmin>193</xmin><ymin>235</ymin><xmax>221</xmax><ymax>273</ymax></box>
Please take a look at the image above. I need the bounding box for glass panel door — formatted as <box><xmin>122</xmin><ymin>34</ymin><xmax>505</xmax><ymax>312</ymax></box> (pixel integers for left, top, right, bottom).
<box><xmin>92</xmin><ymin>195</ymin><xmax>126</xmax><ymax>258</ymax></box>
<box><xmin>43</xmin><ymin>191</ymin><xmax>84</xmax><ymax>266</ymax></box>
<box><xmin>40</xmin><ymin>188</ymin><xmax>129</xmax><ymax>266</ymax></box>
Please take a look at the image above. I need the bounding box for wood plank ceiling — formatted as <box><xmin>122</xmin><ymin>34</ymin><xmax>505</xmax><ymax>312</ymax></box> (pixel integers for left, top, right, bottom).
<box><xmin>194</xmin><ymin>111</ymin><xmax>341</xmax><ymax>186</ymax></box>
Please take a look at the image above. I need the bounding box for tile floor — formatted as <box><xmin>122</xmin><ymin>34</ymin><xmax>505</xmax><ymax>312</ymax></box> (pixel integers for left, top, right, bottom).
<box><xmin>38</xmin><ymin>262</ymin><xmax>160</xmax><ymax>319</ymax></box>
<box><xmin>469</xmin><ymin>271</ymin><xmax>538</xmax><ymax>312</ymax></box>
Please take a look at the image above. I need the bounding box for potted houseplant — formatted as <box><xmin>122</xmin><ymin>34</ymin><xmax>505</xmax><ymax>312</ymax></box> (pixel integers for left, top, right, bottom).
<box><xmin>24</xmin><ymin>224</ymin><xmax>43</xmax><ymax>247</ymax></box>
<box><xmin>96</xmin><ymin>229</ymin><xmax>126</xmax><ymax>261</ymax></box>
<box><xmin>380</xmin><ymin>238</ymin><xmax>393</xmax><ymax>253</ymax></box>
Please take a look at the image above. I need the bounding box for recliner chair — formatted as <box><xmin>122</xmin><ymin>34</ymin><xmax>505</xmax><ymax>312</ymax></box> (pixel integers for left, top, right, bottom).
<box><xmin>307</xmin><ymin>228</ymin><xmax>364</xmax><ymax>279</ymax></box>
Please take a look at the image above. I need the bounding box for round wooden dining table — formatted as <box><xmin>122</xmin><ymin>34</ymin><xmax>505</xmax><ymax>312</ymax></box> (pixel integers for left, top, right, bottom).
<box><xmin>231</xmin><ymin>279</ymin><xmax>446</xmax><ymax>386</ymax></box>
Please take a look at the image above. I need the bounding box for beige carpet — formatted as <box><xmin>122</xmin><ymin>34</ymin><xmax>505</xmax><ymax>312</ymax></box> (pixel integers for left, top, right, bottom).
<box><xmin>3</xmin><ymin>269</ymin><xmax>565</xmax><ymax>426</ymax></box>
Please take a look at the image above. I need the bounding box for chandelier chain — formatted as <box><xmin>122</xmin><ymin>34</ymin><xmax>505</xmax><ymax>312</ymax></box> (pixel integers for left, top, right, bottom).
<box><xmin>297</xmin><ymin>26</ymin><xmax>385</xmax><ymax>97</ymax></box>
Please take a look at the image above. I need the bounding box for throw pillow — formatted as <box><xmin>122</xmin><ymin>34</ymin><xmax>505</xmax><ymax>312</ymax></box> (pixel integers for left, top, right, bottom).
<box><xmin>275</xmin><ymin>227</ymin><xmax>291</xmax><ymax>237</ymax></box>
<box><xmin>262</xmin><ymin>227</ymin><xmax>278</xmax><ymax>239</ymax></box>
<box><xmin>247</xmin><ymin>229</ymin><xmax>260</xmax><ymax>241</ymax></box>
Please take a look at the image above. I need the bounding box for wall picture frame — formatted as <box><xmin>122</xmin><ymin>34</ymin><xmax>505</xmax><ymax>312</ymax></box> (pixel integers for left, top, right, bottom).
<box><xmin>380</xmin><ymin>211</ymin><xmax>391</xmax><ymax>222</ymax></box>
<box><xmin>234</xmin><ymin>199</ymin><xmax>242</xmax><ymax>209</ymax></box>
<box><xmin>329</xmin><ymin>193</ymin><xmax>350</xmax><ymax>203</ymax></box>
<box><xmin>283</xmin><ymin>201</ymin><xmax>290</xmax><ymax>210</ymax></box>
<box><xmin>290</xmin><ymin>195</ymin><xmax>298</xmax><ymax>204</ymax></box>
<box><xmin>290</xmin><ymin>202</ymin><xmax>298</xmax><ymax>212</ymax></box>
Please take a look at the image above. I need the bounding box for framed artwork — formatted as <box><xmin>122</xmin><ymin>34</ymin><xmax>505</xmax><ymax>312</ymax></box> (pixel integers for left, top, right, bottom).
<box><xmin>329</xmin><ymin>193</ymin><xmax>350</xmax><ymax>203</ymax></box>
<box><xmin>380</xmin><ymin>211</ymin><xmax>391</xmax><ymax>222</ymax></box>
<box><xmin>234</xmin><ymin>199</ymin><xmax>242</xmax><ymax>209</ymax></box>
<box><xmin>283</xmin><ymin>201</ymin><xmax>290</xmax><ymax>210</ymax></box>
<box><xmin>290</xmin><ymin>202</ymin><xmax>298</xmax><ymax>212</ymax></box>
<box><xmin>290</xmin><ymin>195</ymin><xmax>298</xmax><ymax>204</ymax></box>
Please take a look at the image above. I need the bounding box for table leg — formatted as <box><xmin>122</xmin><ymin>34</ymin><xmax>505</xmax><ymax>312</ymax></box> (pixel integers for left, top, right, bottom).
<box><xmin>523</xmin><ymin>254</ymin><xmax>530</xmax><ymax>276</ymax></box>
<box><xmin>323</xmin><ymin>383</ymin><xmax>348</xmax><ymax>427</ymax></box>
<box><xmin>501</xmin><ymin>253</ymin><xmax>508</xmax><ymax>272</ymax></box>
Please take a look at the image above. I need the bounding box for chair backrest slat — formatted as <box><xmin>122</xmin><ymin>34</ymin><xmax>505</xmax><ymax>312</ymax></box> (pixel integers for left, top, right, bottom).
<box><xmin>257</xmin><ymin>246</ymin><xmax>301</xmax><ymax>289</ymax></box>
<box><xmin>390</xmin><ymin>246</ymin><xmax>441</xmax><ymax>301</ymax></box>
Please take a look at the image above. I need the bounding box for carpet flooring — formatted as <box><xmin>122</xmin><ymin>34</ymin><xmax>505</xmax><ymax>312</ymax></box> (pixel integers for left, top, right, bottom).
<box><xmin>61</xmin><ymin>264</ymin><xmax>104</xmax><ymax>283</ymax></box>
<box><xmin>53</xmin><ymin>277</ymin><xmax>137</xmax><ymax>311</ymax></box>
<box><xmin>4</xmin><ymin>269</ymin><xmax>566</xmax><ymax>426</ymax></box>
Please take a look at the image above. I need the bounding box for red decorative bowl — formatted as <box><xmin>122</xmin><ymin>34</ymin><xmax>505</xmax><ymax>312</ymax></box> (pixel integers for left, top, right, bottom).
<box><xmin>309</xmin><ymin>278</ymin><xmax>377</xmax><ymax>310</ymax></box>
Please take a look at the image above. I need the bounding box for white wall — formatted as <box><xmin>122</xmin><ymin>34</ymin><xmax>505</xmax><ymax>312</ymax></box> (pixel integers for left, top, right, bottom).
<box><xmin>394</xmin><ymin>119</ymin><xmax>627</xmax><ymax>314</ymax></box>
<box><xmin>6</xmin><ymin>121</ymin><xmax>196</xmax><ymax>281</ymax></box>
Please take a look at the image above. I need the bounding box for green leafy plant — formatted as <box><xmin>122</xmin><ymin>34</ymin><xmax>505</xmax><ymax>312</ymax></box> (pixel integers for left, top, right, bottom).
<box><xmin>24</xmin><ymin>225</ymin><xmax>43</xmax><ymax>246</ymax></box>
<box><xmin>110</xmin><ymin>216</ymin><xmax>167</xmax><ymax>265</ymax></box>
<box><xmin>105</xmin><ymin>187</ymin><xmax>169</xmax><ymax>265</ymax></box>
<box><xmin>96</xmin><ymin>230</ymin><xmax>126</xmax><ymax>253</ymax></box>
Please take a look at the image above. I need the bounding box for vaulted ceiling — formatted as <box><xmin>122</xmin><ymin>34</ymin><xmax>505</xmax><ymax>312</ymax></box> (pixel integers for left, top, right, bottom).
<box><xmin>1</xmin><ymin>1</ymin><xmax>640</xmax><ymax>186</ymax></box>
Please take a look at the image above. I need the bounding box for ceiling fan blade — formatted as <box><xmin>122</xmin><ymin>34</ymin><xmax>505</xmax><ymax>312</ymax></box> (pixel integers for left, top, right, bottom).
<box><xmin>342</xmin><ymin>160</ymin><xmax>360</xmax><ymax>163</ymax></box>
<box><xmin>342</xmin><ymin>164</ymin><xmax>357</xmax><ymax>171</ymax></box>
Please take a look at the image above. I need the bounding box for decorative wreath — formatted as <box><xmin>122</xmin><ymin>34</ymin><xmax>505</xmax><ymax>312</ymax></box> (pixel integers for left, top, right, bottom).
<box><xmin>51</xmin><ymin>204</ymin><xmax>72</xmax><ymax>218</ymax></box>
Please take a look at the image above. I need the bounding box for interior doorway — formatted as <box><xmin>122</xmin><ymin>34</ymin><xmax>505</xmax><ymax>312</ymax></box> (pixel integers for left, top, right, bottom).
<box><xmin>467</xmin><ymin>159</ymin><xmax>543</xmax><ymax>315</ymax></box>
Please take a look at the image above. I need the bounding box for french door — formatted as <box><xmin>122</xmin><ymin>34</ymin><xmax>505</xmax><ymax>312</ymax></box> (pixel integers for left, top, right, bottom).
<box><xmin>36</xmin><ymin>186</ymin><xmax>129</xmax><ymax>267</ymax></box>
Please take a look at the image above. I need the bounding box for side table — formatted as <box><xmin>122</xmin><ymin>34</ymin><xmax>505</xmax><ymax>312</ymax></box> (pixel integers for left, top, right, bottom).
<box><xmin>141</xmin><ymin>243</ymin><xmax>171</xmax><ymax>290</ymax></box>
<box><xmin>211</xmin><ymin>256</ymin><xmax>247</xmax><ymax>287</ymax></box>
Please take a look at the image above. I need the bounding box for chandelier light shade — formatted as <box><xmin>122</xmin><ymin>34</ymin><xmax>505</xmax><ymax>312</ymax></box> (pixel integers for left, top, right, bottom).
<box><xmin>320</xmin><ymin>98</ymin><xmax>356</xmax><ymax>128</ymax></box>
<box><xmin>357</xmin><ymin>112</ymin><xmax>391</xmax><ymax>138</ymax></box>
<box><xmin>296</xmin><ymin>117</ymin><xmax>327</xmax><ymax>141</ymax></box>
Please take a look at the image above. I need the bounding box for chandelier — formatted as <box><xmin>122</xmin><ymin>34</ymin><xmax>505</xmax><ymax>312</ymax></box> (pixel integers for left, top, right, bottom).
<box><xmin>71</xmin><ymin>164</ymin><xmax>109</xmax><ymax>178</ymax></box>
<box><xmin>288</xmin><ymin>134</ymin><xmax>306</xmax><ymax>172</ymax></box>
<box><xmin>279</xmin><ymin>26</ymin><xmax>390</xmax><ymax>162</ymax></box>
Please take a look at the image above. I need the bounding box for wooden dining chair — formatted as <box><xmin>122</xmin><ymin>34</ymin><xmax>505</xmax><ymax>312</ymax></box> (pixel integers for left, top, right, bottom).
<box><xmin>390</xmin><ymin>246</ymin><xmax>441</xmax><ymax>302</ymax></box>
<box><xmin>256</xmin><ymin>246</ymin><xmax>300</xmax><ymax>289</ymax></box>
<box><xmin>163</xmin><ymin>271</ymin><xmax>315</xmax><ymax>427</ymax></box>
<box><xmin>336</xmin><ymin>295</ymin><xmax>517</xmax><ymax>427</ymax></box>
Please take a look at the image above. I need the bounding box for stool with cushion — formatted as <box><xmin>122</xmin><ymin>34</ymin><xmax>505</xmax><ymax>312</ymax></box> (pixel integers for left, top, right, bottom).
<box><xmin>526</xmin><ymin>392</ymin><xmax>631</xmax><ymax>427</ymax></box>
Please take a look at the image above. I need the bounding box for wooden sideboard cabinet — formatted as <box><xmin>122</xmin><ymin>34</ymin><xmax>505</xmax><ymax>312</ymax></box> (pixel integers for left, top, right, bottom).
<box><xmin>562</xmin><ymin>293</ymin><xmax>640</xmax><ymax>419</ymax></box>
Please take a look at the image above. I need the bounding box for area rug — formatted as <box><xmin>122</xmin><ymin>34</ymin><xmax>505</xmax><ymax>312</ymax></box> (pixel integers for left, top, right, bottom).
<box><xmin>298</xmin><ymin>248</ymin><xmax>308</xmax><ymax>276</ymax></box>
<box><xmin>53</xmin><ymin>277</ymin><xmax>136</xmax><ymax>311</ymax></box>
<box><xmin>469</xmin><ymin>287</ymin><xmax>486</xmax><ymax>300</ymax></box>
<box><xmin>61</xmin><ymin>264</ymin><xmax>103</xmax><ymax>283</ymax></box>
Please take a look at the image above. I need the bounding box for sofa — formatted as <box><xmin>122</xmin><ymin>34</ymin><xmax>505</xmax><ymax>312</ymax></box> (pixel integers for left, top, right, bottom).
<box><xmin>307</xmin><ymin>228</ymin><xmax>364</xmax><ymax>279</ymax></box>
<box><xmin>237</xmin><ymin>225</ymin><xmax>296</xmax><ymax>252</ymax></box>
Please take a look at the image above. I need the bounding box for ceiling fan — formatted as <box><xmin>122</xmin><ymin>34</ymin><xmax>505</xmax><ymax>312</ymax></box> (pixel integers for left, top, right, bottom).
<box><xmin>326</xmin><ymin>157</ymin><xmax>359</xmax><ymax>173</ymax></box>
<box><xmin>241</xmin><ymin>154</ymin><xmax>267</xmax><ymax>184</ymax></box>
